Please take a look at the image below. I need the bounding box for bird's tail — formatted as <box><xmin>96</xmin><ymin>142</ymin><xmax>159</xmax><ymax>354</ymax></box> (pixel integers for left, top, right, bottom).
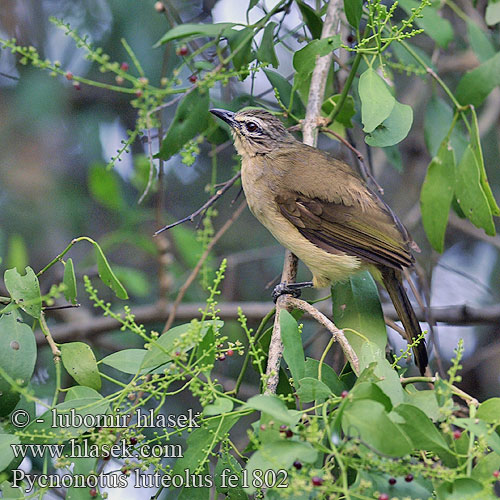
<box><xmin>380</xmin><ymin>268</ymin><xmax>428</xmax><ymax>375</ymax></box>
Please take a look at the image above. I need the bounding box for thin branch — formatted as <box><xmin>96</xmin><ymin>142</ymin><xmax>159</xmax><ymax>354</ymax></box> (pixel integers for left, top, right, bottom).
<box><xmin>163</xmin><ymin>200</ymin><xmax>247</xmax><ymax>332</ymax></box>
<box><xmin>35</xmin><ymin>301</ymin><xmax>500</xmax><ymax>346</ymax></box>
<box><xmin>153</xmin><ymin>172</ymin><xmax>241</xmax><ymax>236</ymax></box>
<box><xmin>286</xmin><ymin>297</ymin><xmax>359</xmax><ymax>375</ymax></box>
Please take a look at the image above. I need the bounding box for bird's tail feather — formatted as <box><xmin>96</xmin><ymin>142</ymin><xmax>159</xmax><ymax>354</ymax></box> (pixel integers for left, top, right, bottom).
<box><xmin>380</xmin><ymin>268</ymin><xmax>428</xmax><ymax>375</ymax></box>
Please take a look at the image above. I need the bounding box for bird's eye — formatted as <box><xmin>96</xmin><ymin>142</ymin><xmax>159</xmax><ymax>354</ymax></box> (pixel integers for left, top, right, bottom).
<box><xmin>246</xmin><ymin>121</ymin><xmax>258</xmax><ymax>133</ymax></box>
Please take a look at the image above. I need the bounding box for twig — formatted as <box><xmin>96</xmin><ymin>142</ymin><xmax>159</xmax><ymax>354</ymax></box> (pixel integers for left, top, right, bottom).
<box><xmin>302</xmin><ymin>1</ymin><xmax>343</xmax><ymax>146</ymax></box>
<box><xmin>400</xmin><ymin>376</ymin><xmax>479</xmax><ymax>407</ymax></box>
<box><xmin>265</xmin><ymin>0</ymin><xmax>344</xmax><ymax>395</ymax></box>
<box><xmin>320</xmin><ymin>126</ymin><xmax>384</xmax><ymax>194</ymax></box>
<box><xmin>153</xmin><ymin>172</ymin><xmax>241</xmax><ymax>236</ymax></box>
<box><xmin>163</xmin><ymin>200</ymin><xmax>247</xmax><ymax>332</ymax></box>
<box><xmin>39</xmin><ymin>312</ymin><xmax>61</xmax><ymax>361</ymax></box>
<box><xmin>286</xmin><ymin>297</ymin><xmax>359</xmax><ymax>375</ymax></box>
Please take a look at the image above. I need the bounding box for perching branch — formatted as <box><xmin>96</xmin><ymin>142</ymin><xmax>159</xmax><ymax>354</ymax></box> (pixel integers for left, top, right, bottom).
<box><xmin>265</xmin><ymin>0</ymin><xmax>346</xmax><ymax>394</ymax></box>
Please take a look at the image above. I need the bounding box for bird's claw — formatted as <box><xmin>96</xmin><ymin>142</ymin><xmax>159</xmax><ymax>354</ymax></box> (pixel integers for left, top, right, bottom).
<box><xmin>272</xmin><ymin>282</ymin><xmax>302</xmax><ymax>303</ymax></box>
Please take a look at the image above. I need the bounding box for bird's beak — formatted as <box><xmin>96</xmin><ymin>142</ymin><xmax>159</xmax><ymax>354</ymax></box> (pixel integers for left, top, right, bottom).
<box><xmin>210</xmin><ymin>108</ymin><xmax>238</xmax><ymax>129</ymax></box>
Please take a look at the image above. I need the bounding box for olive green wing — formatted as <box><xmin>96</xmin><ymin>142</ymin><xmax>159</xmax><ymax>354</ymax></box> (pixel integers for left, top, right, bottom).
<box><xmin>276</xmin><ymin>191</ymin><xmax>415</xmax><ymax>270</ymax></box>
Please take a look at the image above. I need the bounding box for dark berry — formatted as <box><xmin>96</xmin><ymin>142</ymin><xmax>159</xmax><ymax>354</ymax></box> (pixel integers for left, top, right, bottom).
<box><xmin>311</xmin><ymin>476</ymin><xmax>323</xmax><ymax>486</ymax></box>
<box><xmin>129</xmin><ymin>437</ymin><xmax>138</xmax><ymax>446</ymax></box>
<box><xmin>102</xmin><ymin>453</ymin><xmax>111</xmax><ymax>461</ymax></box>
<box><xmin>121</xmin><ymin>467</ymin><xmax>129</xmax><ymax>475</ymax></box>
<box><xmin>388</xmin><ymin>477</ymin><xmax>396</xmax><ymax>485</ymax></box>
<box><xmin>135</xmin><ymin>90</ymin><xmax>143</xmax><ymax>98</ymax></box>
<box><xmin>453</xmin><ymin>430</ymin><xmax>462</xmax><ymax>439</ymax></box>
<box><xmin>89</xmin><ymin>488</ymin><xmax>98</xmax><ymax>498</ymax></box>
<box><xmin>226</xmin><ymin>349</ymin><xmax>234</xmax><ymax>356</ymax></box>
<box><xmin>285</xmin><ymin>429</ymin><xmax>293</xmax><ymax>438</ymax></box>
<box><xmin>189</xmin><ymin>74</ymin><xmax>197</xmax><ymax>83</ymax></box>
<box><xmin>346</xmin><ymin>34</ymin><xmax>355</xmax><ymax>44</ymax></box>
<box><xmin>405</xmin><ymin>474</ymin><xmax>414</xmax><ymax>483</ymax></box>
<box><xmin>341</xmin><ymin>390</ymin><xmax>349</xmax><ymax>399</ymax></box>
<box><xmin>378</xmin><ymin>494</ymin><xmax>389</xmax><ymax>500</ymax></box>
<box><xmin>219</xmin><ymin>354</ymin><xmax>226</xmax><ymax>361</ymax></box>
<box><xmin>177</xmin><ymin>46</ymin><xmax>188</xmax><ymax>56</ymax></box>
<box><xmin>65</xmin><ymin>72</ymin><xmax>73</xmax><ymax>80</ymax></box>
<box><xmin>73</xmin><ymin>82</ymin><xmax>81</xmax><ymax>91</ymax></box>
<box><xmin>493</xmin><ymin>470</ymin><xmax>500</xmax><ymax>478</ymax></box>
<box><xmin>293</xmin><ymin>460</ymin><xmax>302</xmax><ymax>470</ymax></box>
<box><xmin>120</xmin><ymin>62</ymin><xmax>129</xmax><ymax>71</ymax></box>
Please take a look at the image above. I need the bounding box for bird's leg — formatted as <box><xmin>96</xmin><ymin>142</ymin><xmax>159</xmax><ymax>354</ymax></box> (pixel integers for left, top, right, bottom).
<box><xmin>272</xmin><ymin>281</ymin><xmax>314</xmax><ymax>303</ymax></box>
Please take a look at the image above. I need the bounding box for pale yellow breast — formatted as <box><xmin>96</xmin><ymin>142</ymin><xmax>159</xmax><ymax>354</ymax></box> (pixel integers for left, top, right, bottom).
<box><xmin>241</xmin><ymin>156</ymin><xmax>362</xmax><ymax>288</ymax></box>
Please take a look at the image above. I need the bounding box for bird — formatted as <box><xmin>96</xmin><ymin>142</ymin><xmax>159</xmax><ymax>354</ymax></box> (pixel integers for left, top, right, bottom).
<box><xmin>210</xmin><ymin>107</ymin><xmax>428</xmax><ymax>374</ymax></box>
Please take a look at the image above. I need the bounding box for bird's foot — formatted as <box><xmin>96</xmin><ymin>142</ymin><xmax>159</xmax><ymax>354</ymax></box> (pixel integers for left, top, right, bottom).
<box><xmin>272</xmin><ymin>281</ymin><xmax>314</xmax><ymax>303</ymax></box>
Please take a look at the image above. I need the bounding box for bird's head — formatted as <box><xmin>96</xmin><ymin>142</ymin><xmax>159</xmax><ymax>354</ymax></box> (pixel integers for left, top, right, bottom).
<box><xmin>210</xmin><ymin>108</ymin><xmax>294</xmax><ymax>156</ymax></box>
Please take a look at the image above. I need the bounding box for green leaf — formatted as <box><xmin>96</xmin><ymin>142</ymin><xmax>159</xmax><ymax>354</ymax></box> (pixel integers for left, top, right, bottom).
<box><xmin>113</xmin><ymin>266</ymin><xmax>150</xmax><ymax>297</ymax></box>
<box><xmin>467</xmin><ymin>21</ymin><xmax>495</xmax><ymax>63</ymax></box>
<box><xmin>154</xmin><ymin>23</ymin><xmax>236</xmax><ymax>46</ymax></box>
<box><xmin>245</xmin><ymin>440</ymin><xmax>317</xmax><ymax>494</ymax></box>
<box><xmin>332</xmin><ymin>271</ymin><xmax>387</xmax><ymax>356</ymax></box>
<box><xmin>297</xmin><ymin>1</ymin><xmax>323</xmax><ymax>38</ymax></box>
<box><xmin>350</xmin><ymin>381</ymin><xmax>392</xmax><ymax>412</ymax></box>
<box><xmin>470</xmin><ymin>107</ymin><xmax>500</xmax><ymax>216</ymax></box>
<box><xmin>63</xmin><ymin>258</ymin><xmax>77</xmax><ymax>304</ymax></box>
<box><xmin>456</xmin><ymin>52</ymin><xmax>500</xmax><ymax>107</ymax></box>
<box><xmin>67</xmin><ymin>457</ymin><xmax>102</xmax><ymax>500</ymax></box>
<box><xmin>203</xmin><ymin>397</ymin><xmax>233</xmax><ymax>416</ymax></box>
<box><xmin>101</xmin><ymin>349</ymin><xmax>147</xmax><ymax>374</ymax></box>
<box><xmin>486</xmin><ymin>0</ymin><xmax>500</xmax><ymax>25</ymax></box>
<box><xmin>358</xmin><ymin>343</ymin><xmax>406</xmax><ymax>407</ymax></box>
<box><xmin>392</xmin><ymin>404</ymin><xmax>456</xmax><ymax>466</ymax></box>
<box><xmin>4</xmin><ymin>266</ymin><xmax>42</xmax><ymax>318</ymax></box>
<box><xmin>0</xmin><ymin>434</ymin><xmax>20</xmax><ymax>472</ymax></box>
<box><xmin>358</xmin><ymin>68</ymin><xmax>395</xmax><ymax>133</ymax></box>
<box><xmin>344</xmin><ymin>0</ymin><xmax>364</xmax><ymax>28</ymax></box>
<box><xmin>157</xmin><ymin>88</ymin><xmax>210</xmax><ymax>161</ymax></box>
<box><xmin>88</xmin><ymin>163</ymin><xmax>123</xmax><ymax>211</ymax></box>
<box><xmin>171</xmin><ymin>224</ymin><xmax>206</xmax><ymax>268</ymax></box>
<box><xmin>455</xmin><ymin>418</ymin><xmax>500</xmax><ymax>456</ymax></box>
<box><xmin>61</xmin><ymin>342</ymin><xmax>102</xmax><ymax>390</ymax></box>
<box><xmin>420</xmin><ymin>140</ymin><xmax>455</xmax><ymax>252</ymax></box>
<box><xmin>245</xmin><ymin>394</ymin><xmax>300</xmax><ymax>428</ymax></box>
<box><xmin>280</xmin><ymin>310</ymin><xmax>305</xmax><ymax>385</ymax></box>
<box><xmin>195</xmin><ymin>324</ymin><xmax>216</xmax><ymax>376</ymax></box>
<box><xmin>0</xmin><ymin>480</ymin><xmax>24</xmax><ymax>499</ymax></box>
<box><xmin>405</xmin><ymin>389</ymin><xmax>441</xmax><ymax>421</ymax></box>
<box><xmin>6</xmin><ymin>234</ymin><xmax>28</xmax><ymax>274</ymax></box>
<box><xmin>476</xmin><ymin>397</ymin><xmax>500</xmax><ymax>423</ymax></box>
<box><xmin>436</xmin><ymin>478</ymin><xmax>495</xmax><ymax>500</ymax></box>
<box><xmin>296</xmin><ymin>377</ymin><xmax>332</xmax><ymax>402</ymax></box>
<box><xmin>472</xmin><ymin>452</ymin><xmax>500</xmax><ymax>482</ymax></box>
<box><xmin>365</xmin><ymin>101</ymin><xmax>413</xmax><ymax>147</ymax></box>
<box><xmin>172</xmin><ymin>414</ymin><xmax>239</xmax><ymax>475</ymax></box>
<box><xmin>225</xmin><ymin>27</ymin><xmax>255</xmax><ymax>71</ymax></box>
<box><xmin>399</xmin><ymin>0</ymin><xmax>454</xmax><ymax>48</ymax></box>
<box><xmin>256</xmin><ymin>22</ymin><xmax>278</xmax><ymax>68</ymax></box>
<box><xmin>93</xmin><ymin>241</ymin><xmax>128</xmax><ymax>299</ymax></box>
<box><xmin>342</xmin><ymin>399</ymin><xmax>412</xmax><ymax>457</ymax></box>
<box><xmin>141</xmin><ymin>320</ymin><xmax>223</xmax><ymax>371</ymax></box>
<box><xmin>455</xmin><ymin>145</ymin><xmax>495</xmax><ymax>236</ymax></box>
<box><xmin>304</xmin><ymin>357</ymin><xmax>345</xmax><ymax>395</ymax></box>
<box><xmin>21</xmin><ymin>396</ymin><xmax>109</xmax><ymax>444</ymax></box>
<box><xmin>263</xmin><ymin>69</ymin><xmax>305</xmax><ymax>118</ymax></box>
<box><xmin>0</xmin><ymin>314</ymin><xmax>36</xmax><ymax>417</ymax></box>
<box><xmin>322</xmin><ymin>94</ymin><xmax>356</xmax><ymax>127</ymax></box>
<box><xmin>424</xmin><ymin>96</ymin><xmax>467</xmax><ymax>160</ymax></box>
<box><xmin>293</xmin><ymin>36</ymin><xmax>342</xmax><ymax>82</ymax></box>
<box><xmin>215</xmin><ymin>452</ymin><xmax>247</xmax><ymax>498</ymax></box>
